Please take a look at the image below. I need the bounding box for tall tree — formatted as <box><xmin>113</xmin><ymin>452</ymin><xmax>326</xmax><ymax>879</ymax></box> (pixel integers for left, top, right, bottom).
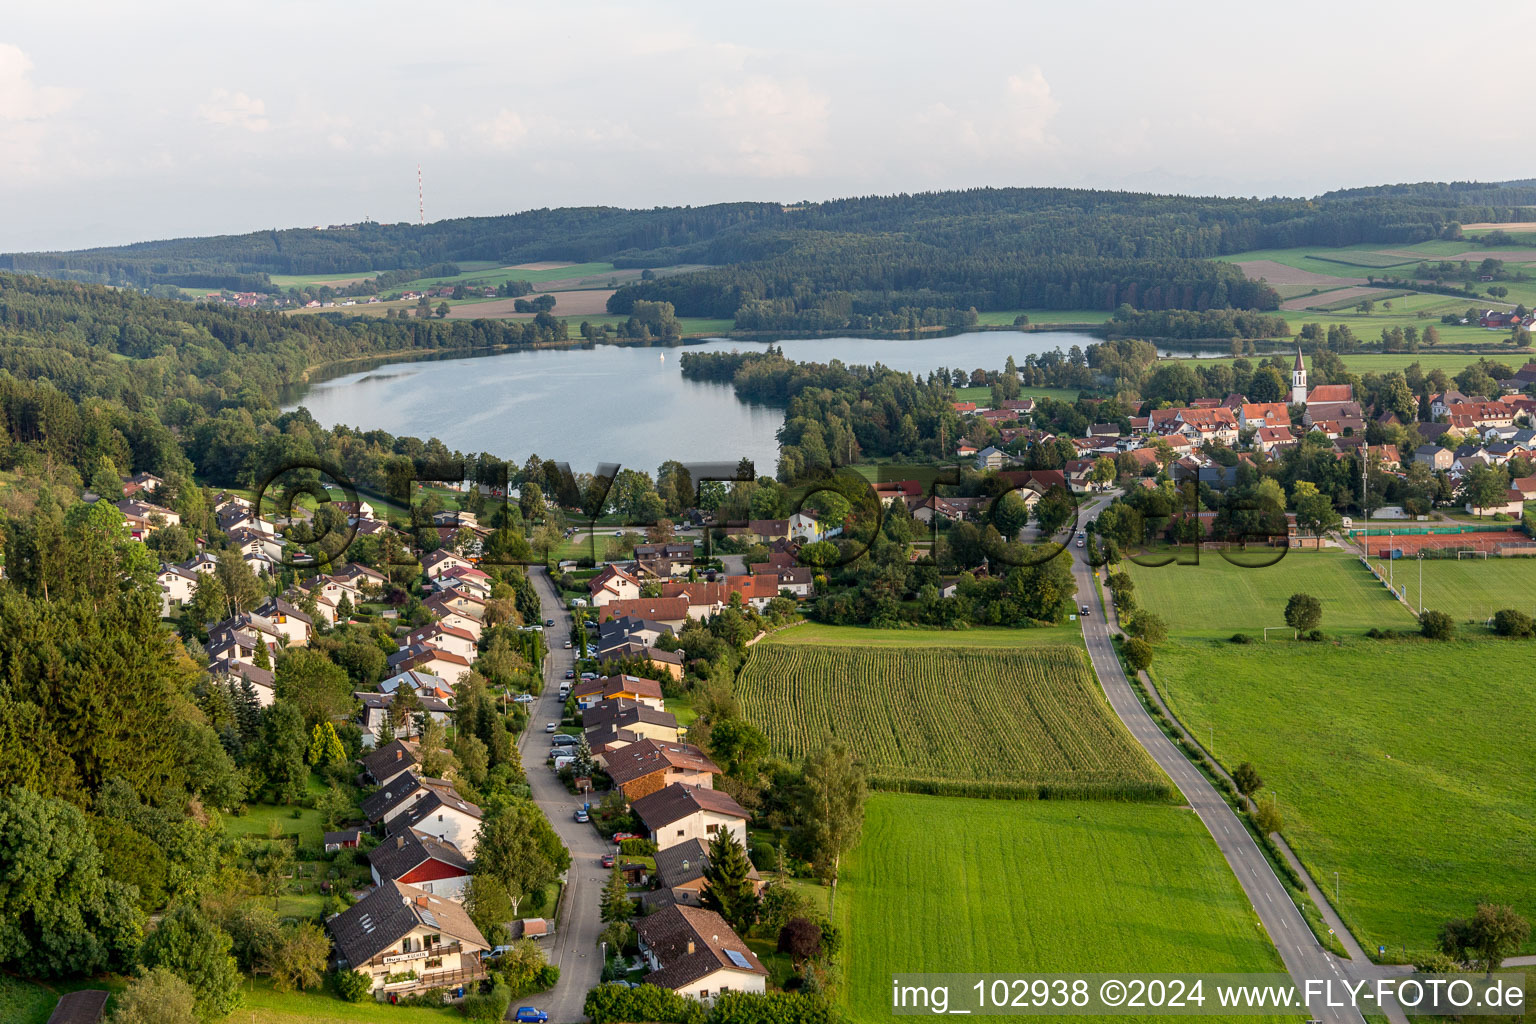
<box><xmin>795</xmin><ymin>740</ymin><xmax>866</xmax><ymax>909</ymax></box>
<box><xmin>138</xmin><ymin>902</ymin><xmax>243</xmax><ymax>1021</ymax></box>
<box><xmin>700</xmin><ymin>830</ymin><xmax>759</xmax><ymax>935</ymax></box>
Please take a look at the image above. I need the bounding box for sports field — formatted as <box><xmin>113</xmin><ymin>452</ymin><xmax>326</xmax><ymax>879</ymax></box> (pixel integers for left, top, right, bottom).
<box><xmin>1151</xmin><ymin>636</ymin><xmax>1536</xmax><ymax>958</ymax></box>
<box><xmin>1371</xmin><ymin>555</ymin><xmax>1536</xmax><ymax>624</ymax></box>
<box><xmin>736</xmin><ymin>645</ymin><xmax>1166</xmax><ymax>796</ymax></box>
<box><xmin>1121</xmin><ymin>551</ymin><xmax>1414</xmax><ymax>637</ymax></box>
<box><xmin>838</xmin><ymin>794</ymin><xmax>1288</xmax><ymax>1024</ymax></box>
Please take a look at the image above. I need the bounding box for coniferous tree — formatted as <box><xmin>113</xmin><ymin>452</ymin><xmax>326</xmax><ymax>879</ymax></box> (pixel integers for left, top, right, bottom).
<box><xmin>600</xmin><ymin>865</ymin><xmax>632</xmax><ymax>924</ymax></box>
<box><xmin>701</xmin><ymin>830</ymin><xmax>759</xmax><ymax>935</ymax></box>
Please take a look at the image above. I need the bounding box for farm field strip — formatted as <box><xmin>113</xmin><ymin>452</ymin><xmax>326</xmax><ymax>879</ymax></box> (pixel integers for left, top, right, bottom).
<box><xmin>838</xmin><ymin>794</ymin><xmax>1290</xmax><ymax>1024</ymax></box>
<box><xmin>736</xmin><ymin>644</ymin><xmax>1165</xmax><ymax>792</ymax></box>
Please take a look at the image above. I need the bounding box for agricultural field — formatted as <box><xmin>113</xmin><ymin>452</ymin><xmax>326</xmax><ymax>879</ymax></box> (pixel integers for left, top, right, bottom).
<box><xmin>1368</xmin><ymin>555</ymin><xmax>1536</xmax><ymax>625</ymax></box>
<box><xmin>971</xmin><ymin>308</ymin><xmax>1114</xmax><ymax>326</ymax></box>
<box><xmin>735</xmin><ymin>645</ymin><xmax>1166</xmax><ymax>796</ymax></box>
<box><xmin>1150</xmin><ymin>635</ymin><xmax>1536</xmax><ymax>958</ymax></box>
<box><xmin>837</xmin><ymin>794</ymin><xmax>1288</xmax><ymax>1024</ymax></box>
<box><xmin>953</xmin><ymin>383</ymin><xmax>1081</xmax><ymax>402</ymax></box>
<box><xmin>764</xmin><ymin>620</ymin><xmax>1084</xmax><ymax>648</ymax></box>
<box><xmin>1120</xmin><ymin>551</ymin><xmax>1414</xmax><ymax>637</ymax></box>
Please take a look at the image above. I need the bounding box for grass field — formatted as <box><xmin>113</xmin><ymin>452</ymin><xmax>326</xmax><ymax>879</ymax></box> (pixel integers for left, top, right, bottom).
<box><xmin>243</xmin><ymin>978</ymin><xmax>461</xmax><ymax>1022</ymax></box>
<box><xmin>971</xmin><ymin>308</ymin><xmax>1114</xmax><ymax>326</ymax></box>
<box><xmin>1121</xmin><ymin>551</ymin><xmax>1414</xmax><ymax>637</ymax></box>
<box><xmin>1367</xmin><ymin>555</ymin><xmax>1536</xmax><ymax>624</ymax></box>
<box><xmin>838</xmin><ymin>794</ymin><xmax>1288</xmax><ymax>1024</ymax></box>
<box><xmin>953</xmin><ymin>383</ymin><xmax>1081</xmax><ymax>402</ymax></box>
<box><xmin>1181</xmin><ymin>346</ymin><xmax>1529</xmax><ymax>376</ymax></box>
<box><xmin>399</xmin><ymin>260</ymin><xmax>620</xmax><ymax>290</ymax></box>
<box><xmin>0</xmin><ymin>976</ymin><xmax>59</xmax><ymax>1024</ymax></box>
<box><xmin>1151</xmin><ymin>636</ymin><xmax>1536</xmax><ymax>958</ymax></box>
<box><xmin>763</xmin><ymin>620</ymin><xmax>1084</xmax><ymax>648</ymax></box>
<box><xmin>736</xmin><ymin>645</ymin><xmax>1166</xmax><ymax>795</ymax></box>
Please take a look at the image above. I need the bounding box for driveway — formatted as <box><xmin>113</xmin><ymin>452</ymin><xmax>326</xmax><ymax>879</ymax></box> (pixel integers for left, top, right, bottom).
<box><xmin>510</xmin><ymin>568</ymin><xmax>611</xmax><ymax>1022</ymax></box>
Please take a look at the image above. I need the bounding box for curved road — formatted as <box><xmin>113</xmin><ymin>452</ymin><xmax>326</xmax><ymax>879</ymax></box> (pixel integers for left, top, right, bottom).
<box><xmin>1070</xmin><ymin>494</ymin><xmax>1387</xmax><ymax>1024</ymax></box>
<box><xmin>511</xmin><ymin>567</ymin><xmax>609</xmax><ymax>1022</ymax></box>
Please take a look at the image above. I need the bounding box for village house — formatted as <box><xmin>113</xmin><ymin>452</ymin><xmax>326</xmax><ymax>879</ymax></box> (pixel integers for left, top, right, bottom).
<box><xmin>602</xmin><ymin>738</ymin><xmax>721</xmax><ymax>801</ymax></box>
<box><xmin>583</xmin><ymin>699</ymin><xmax>682</xmax><ymax>747</ymax></box>
<box><xmin>634</xmin><ymin>904</ymin><xmax>767</xmax><ymax>1001</ymax></box>
<box><xmin>588</xmin><ymin>564</ymin><xmax>644</xmax><ymax>606</ymax></box>
<box><xmin>1414</xmin><ymin>445</ymin><xmax>1454</xmax><ymax>472</ymax></box>
<box><xmin>402</xmin><ymin>622</ymin><xmax>479</xmax><ymax>663</ymax></box>
<box><xmin>156</xmin><ymin>562</ymin><xmax>203</xmax><ymax>618</ymax></box>
<box><xmin>120</xmin><ymin>472</ymin><xmax>164</xmax><ymax>498</ymax></box>
<box><xmin>974</xmin><ymin>445</ymin><xmax>1008</xmax><ymax>471</ymax></box>
<box><xmin>326</xmin><ymin>881</ymin><xmax>489</xmax><ymax>996</ymax></box>
<box><xmin>368</xmin><ymin>829</ymin><xmax>473</xmax><ymax>901</ymax></box>
<box><xmin>378</xmin><ymin>669</ymin><xmax>454</xmax><ymax>702</ymax></box>
<box><xmin>362</xmin><ymin>772</ymin><xmax>484</xmax><ymax>856</ymax></box>
<box><xmin>649</xmin><ymin>838</ymin><xmax>763</xmax><ymax>909</ymax></box>
<box><xmin>572</xmin><ymin>674</ymin><xmax>666</xmax><ymax>710</ymax></box>
<box><xmin>386</xmin><ymin>645</ymin><xmax>474</xmax><ymax>686</ymax></box>
<box><xmin>596</xmin><ymin>643</ymin><xmax>685</xmax><ymax>681</ymax></box>
<box><xmin>1430</xmin><ymin>390</ymin><xmax>1472</xmax><ymax>420</ymax></box>
<box><xmin>116</xmin><ymin>498</ymin><xmax>181</xmax><ymax>540</ymax></box>
<box><xmin>253</xmin><ymin>597</ymin><xmax>315</xmax><ymax>647</ymax></box>
<box><xmin>356</xmin><ymin>691</ymin><xmax>454</xmax><ymax>746</ymax></box>
<box><xmin>597</xmin><ymin>597</ymin><xmax>690</xmax><ymax>630</ymax></box>
<box><xmin>596</xmin><ymin>614</ymin><xmax>677</xmax><ymax>653</ymax></box>
<box><xmin>420</xmin><ymin>595</ymin><xmax>484</xmax><ymax>640</ymax></box>
<box><xmin>420</xmin><ymin>549</ymin><xmax>473</xmax><ymax>581</ymax></box>
<box><xmin>629</xmin><ymin>782</ymin><xmax>749</xmax><ymax>851</ymax></box>
<box><xmin>359</xmin><ymin>738</ymin><xmax>421</xmax><ymax>788</ymax></box>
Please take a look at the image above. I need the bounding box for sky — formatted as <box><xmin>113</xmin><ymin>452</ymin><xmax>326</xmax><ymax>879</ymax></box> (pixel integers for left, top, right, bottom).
<box><xmin>4</xmin><ymin>0</ymin><xmax>1536</xmax><ymax>251</ymax></box>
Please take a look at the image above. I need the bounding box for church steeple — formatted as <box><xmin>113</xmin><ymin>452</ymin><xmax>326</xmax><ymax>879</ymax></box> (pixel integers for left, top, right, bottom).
<box><xmin>1291</xmin><ymin>347</ymin><xmax>1308</xmax><ymax>405</ymax></box>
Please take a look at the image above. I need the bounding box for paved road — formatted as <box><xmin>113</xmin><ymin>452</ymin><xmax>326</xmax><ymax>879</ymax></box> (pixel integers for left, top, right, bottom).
<box><xmin>512</xmin><ymin>567</ymin><xmax>609</xmax><ymax>1022</ymax></box>
<box><xmin>1069</xmin><ymin>495</ymin><xmax>1381</xmax><ymax>1024</ymax></box>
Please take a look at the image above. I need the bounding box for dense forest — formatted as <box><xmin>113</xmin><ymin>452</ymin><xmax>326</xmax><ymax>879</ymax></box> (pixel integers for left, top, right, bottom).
<box><xmin>11</xmin><ymin>182</ymin><xmax>1536</xmax><ymax>330</ymax></box>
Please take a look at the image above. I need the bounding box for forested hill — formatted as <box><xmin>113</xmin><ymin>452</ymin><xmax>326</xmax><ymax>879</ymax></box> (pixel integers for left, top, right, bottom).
<box><xmin>10</xmin><ymin>181</ymin><xmax>1536</xmax><ymax>296</ymax></box>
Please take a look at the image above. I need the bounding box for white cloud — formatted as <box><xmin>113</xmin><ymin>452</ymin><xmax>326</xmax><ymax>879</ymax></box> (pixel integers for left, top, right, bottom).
<box><xmin>480</xmin><ymin>109</ymin><xmax>528</xmax><ymax>150</ymax></box>
<box><xmin>914</xmin><ymin>69</ymin><xmax>1060</xmax><ymax>161</ymax></box>
<box><xmin>198</xmin><ymin>89</ymin><xmax>269</xmax><ymax>133</ymax></box>
<box><xmin>0</xmin><ymin>43</ymin><xmax>77</xmax><ymax>120</ymax></box>
<box><xmin>698</xmin><ymin>76</ymin><xmax>829</xmax><ymax>177</ymax></box>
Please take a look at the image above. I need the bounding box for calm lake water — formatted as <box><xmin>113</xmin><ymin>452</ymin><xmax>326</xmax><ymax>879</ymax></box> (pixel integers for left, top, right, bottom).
<box><xmin>283</xmin><ymin>331</ymin><xmax>1220</xmax><ymax>473</ymax></box>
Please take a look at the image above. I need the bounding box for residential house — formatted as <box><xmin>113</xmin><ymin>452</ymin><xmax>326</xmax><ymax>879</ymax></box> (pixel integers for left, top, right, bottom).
<box><xmin>120</xmin><ymin>472</ymin><xmax>164</xmax><ymax>498</ymax></box>
<box><xmin>1238</xmin><ymin>402</ymin><xmax>1290</xmax><ymax>431</ymax></box>
<box><xmin>378</xmin><ymin>669</ymin><xmax>454</xmax><ymax>701</ymax></box>
<box><xmin>974</xmin><ymin>445</ymin><xmax>1008</xmax><ymax>471</ymax></box>
<box><xmin>1413</xmin><ymin>445</ymin><xmax>1454</xmax><ymax>472</ymax></box>
<box><xmin>634</xmin><ymin>904</ymin><xmax>767</xmax><ymax>1001</ymax></box>
<box><xmin>403</xmin><ymin>622</ymin><xmax>478</xmax><ymax>663</ymax></box>
<box><xmin>1429</xmin><ymin>391</ymin><xmax>1471</xmax><ymax>420</ymax></box>
<box><xmin>587</xmin><ymin>565</ymin><xmax>644</xmax><ymax>607</ymax></box>
<box><xmin>386</xmin><ymin>788</ymin><xmax>485</xmax><ymax>857</ymax></box>
<box><xmin>356</xmin><ymin>691</ymin><xmax>454</xmax><ymax>746</ymax></box>
<box><xmin>326</xmin><ymin>881</ymin><xmax>489</xmax><ymax>995</ymax></box>
<box><xmin>596</xmin><ymin>614</ymin><xmax>676</xmax><ymax>653</ymax></box>
<box><xmin>583</xmin><ymin>699</ymin><xmax>681</xmax><ymax>746</ymax></box>
<box><xmin>222</xmin><ymin>661</ymin><xmax>276</xmax><ymax>706</ymax></box>
<box><xmin>156</xmin><ymin>562</ymin><xmax>202</xmax><ymax>618</ymax></box>
<box><xmin>1466</xmin><ymin>489</ymin><xmax>1525</xmax><ymax>517</ymax></box>
<box><xmin>386</xmin><ymin>645</ymin><xmax>473</xmax><ymax>686</ymax></box>
<box><xmin>368</xmin><ymin>829</ymin><xmax>473</xmax><ymax>901</ymax></box>
<box><xmin>788</xmin><ymin>511</ymin><xmax>837</xmax><ymax>543</ymax></box>
<box><xmin>723</xmin><ymin>573</ymin><xmax>780</xmax><ymax>611</ymax></box>
<box><xmin>359</xmin><ymin>738</ymin><xmax>420</xmax><ymax>788</ymax></box>
<box><xmin>905</xmin><ymin>494</ymin><xmax>961</xmax><ymax>524</ymax></box>
<box><xmin>596</xmin><ymin>643</ymin><xmax>685</xmax><ymax>682</ymax></box>
<box><xmin>630</xmin><ymin>782</ymin><xmax>749</xmax><ymax>852</ymax></box>
<box><xmin>603</xmin><ymin>738</ymin><xmax>721</xmax><ymax>801</ymax></box>
<box><xmin>745</xmin><ymin>519</ymin><xmax>790</xmax><ymax>544</ymax></box>
<box><xmin>597</xmin><ymin>598</ymin><xmax>690</xmax><ymax>630</ymax></box>
<box><xmin>252</xmin><ymin>597</ymin><xmax>314</xmax><ymax>647</ymax></box>
<box><xmin>116</xmin><ymin>499</ymin><xmax>181</xmax><ymax>540</ymax></box>
<box><xmin>1253</xmin><ymin>425</ymin><xmax>1297</xmax><ymax>453</ymax></box>
<box><xmin>420</xmin><ymin>549</ymin><xmax>473</xmax><ymax>581</ymax></box>
<box><xmin>572</xmin><ymin>674</ymin><xmax>666</xmax><ymax>711</ymax></box>
<box><xmin>651</xmin><ymin>838</ymin><xmax>763</xmax><ymax>908</ymax></box>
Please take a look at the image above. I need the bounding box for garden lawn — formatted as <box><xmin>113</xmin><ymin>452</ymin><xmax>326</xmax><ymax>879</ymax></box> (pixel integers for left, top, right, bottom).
<box><xmin>0</xmin><ymin>976</ymin><xmax>59</xmax><ymax>1024</ymax></box>
<box><xmin>838</xmin><ymin>794</ymin><xmax>1288</xmax><ymax>1024</ymax></box>
<box><xmin>1150</xmin><ymin>636</ymin><xmax>1536</xmax><ymax>958</ymax></box>
<box><xmin>763</xmin><ymin>620</ymin><xmax>1084</xmax><ymax>648</ymax></box>
<box><xmin>222</xmin><ymin>801</ymin><xmax>327</xmax><ymax>846</ymax></box>
<box><xmin>242</xmin><ymin>978</ymin><xmax>461</xmax><ymax>1022</ymax></box>
<box><xmin>1121</xmin><ymin>551</ymin><xmax>1415</xmax><ymax>637</ymax></box>
<box><xmin>737</xmin><ymin>645</ymin><xmax>1165</xmax><ymax>796</ymax></box>
<box><xmin>953</xmin><ymin>384</ymin><xmax>1081</xmax><ymax>402</ymax></box>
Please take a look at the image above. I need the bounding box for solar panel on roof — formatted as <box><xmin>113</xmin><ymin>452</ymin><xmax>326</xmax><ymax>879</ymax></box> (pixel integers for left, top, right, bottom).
<box><xmin>419</xmin><ymin>907</ymin><xmax>440</xmax><ymax>928</ymax></box>
<box><xmin>724</xmin><ymin>949</ymin><xmax>752</xmax><ymax>969</ymax></box>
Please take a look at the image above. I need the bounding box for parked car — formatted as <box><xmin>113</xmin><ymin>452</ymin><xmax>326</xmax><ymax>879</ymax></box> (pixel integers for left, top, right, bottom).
<box><xmin>580</xmin><ymin>672</ymin><xmax>597</xmax><ymax>680</ymax></box>
<box><xmin>513</xmin><ymin>693</ymin><xmax>535</xmax><ymax>704</ymax></box>
<box><xmin>515</xmin><ymin>1009</ymin><xmax>548</xmax><ymax>1024</ymax></box>
<box><xmin>564</xmin><ymin>669</ymin><xmax>574</xmax><ymax>679</ymax></box>
<box><xmin>545</xmin><ymin>618</ymin><xmax>555</xmax><ymax>627</ymax></box>
<box><xmin>552</xmin><ymin>755</ymin><xmax>574</xmax><ymax>771</ymax></box>
<box><xmin>544</xmin><ymin>722</ymin><xmax>558</xmax><ymax>733</ymax></box>
<box><xmin>551</xmin><ymin>734</ymin><xmax>578</xmax><ymax>747</ymax></box>
<box><xmin>600</xmin><ymin>853</ymin><xmax>615</xmax><ymax>868</ymax></box>
<box><xmin>1080</xmin><ymin>604</ymin><xmax>1090</xmax><ymax>615</ymax></box>
<box><xmin>1076</xmin><ymin>538</ymin><xmax>1085</xmax><ymax>547</ymax></box>
<box><xmin>486</xmin><ymin>944</ymin><xmax>515</xmax><ymax>959</ymax></box>
<box><xmin>612</xmin><ymin>831</ymin><xmax>637</xmax><ymax>843</ymax></box>
<box><xmin>563</xmin><ymin>640</ymin><xmax>572</xmax><ymax>649</ymax></box>
<box><xmin>613</xmin><ymin>530</ymin><xmax>623</xmax><ymax>537</ymax></box>
<box><xmin>574</xmin><ymin>808</ymin><xmax>590</xmax><ymax>823</ymax></box>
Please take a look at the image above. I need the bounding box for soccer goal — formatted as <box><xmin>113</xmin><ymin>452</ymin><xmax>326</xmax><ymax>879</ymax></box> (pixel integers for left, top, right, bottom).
<box><xmin>1263</xmin><ymin>626</ymin><xmax>1297</xmax><ymax>642</ymax></box>
<box><xmin>1457</xmin><ymin>548</ymin><xmax>1489</xmax><ymax>560</ymax></box>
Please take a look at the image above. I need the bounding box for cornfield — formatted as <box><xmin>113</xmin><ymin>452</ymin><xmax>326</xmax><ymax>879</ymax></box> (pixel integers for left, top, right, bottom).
<box><xmin>737</xmin><ymin>644</ymin><xmax>1169</xmax><ymax>800</ymax></box>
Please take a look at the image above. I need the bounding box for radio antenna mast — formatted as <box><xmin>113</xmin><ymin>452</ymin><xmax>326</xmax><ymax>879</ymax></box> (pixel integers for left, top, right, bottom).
<box><xmin>417</xmin><ymin>164</ymin><xmax>424</xmax><ymax>226</ymax></box>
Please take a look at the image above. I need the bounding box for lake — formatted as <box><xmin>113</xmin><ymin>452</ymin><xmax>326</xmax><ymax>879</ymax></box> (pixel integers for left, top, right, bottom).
<box><xmin>283</xmin><ymin>331</ymin><xmax>1219</xmax><ymax>474</ymax></box>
